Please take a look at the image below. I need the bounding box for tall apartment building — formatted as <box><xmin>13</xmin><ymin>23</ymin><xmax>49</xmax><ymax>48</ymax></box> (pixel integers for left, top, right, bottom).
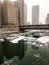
<box><xmin>3</xmin><ymin>0</ymin><xmax>19</xmax><ymax>26</ymax></box>
<box><xmin>32</xmin><ymin>5</ymin><xmax>39</xmax><ymax>25</ymax></box>
<box><xmin>0</xmin><ymin>2</ymin><xmax>2</xmax><ymax>27</ymax></box>
<box><xmin>13</xmin><ymin>0</ymin><xmax>24</xmax><ymax>26</ymax></box>
<box><xmin>17</xmin><ymin>0</ymin><xmax>24</xmax><ymax>25</ymax></box>
<box><xmin>24</xmin><ymin>3</ymin><xmax>27</xmax><ymax>25</ymax></box>
<box><xmin>46</xmin><ymin>14</ymin><xmax>49</xmax><ymax>24</ymax></box>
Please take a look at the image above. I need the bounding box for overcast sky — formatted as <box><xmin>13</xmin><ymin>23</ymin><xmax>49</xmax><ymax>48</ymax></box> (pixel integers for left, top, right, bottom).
<box><xmin>2</xmin><ymin>0</ymin><xmax>49</xmax><ymax>24</ymax></box>
<box><xmin>25</xmin><ymin>0</ymin><xmax>49</xmax><ymax>24</ymax></box>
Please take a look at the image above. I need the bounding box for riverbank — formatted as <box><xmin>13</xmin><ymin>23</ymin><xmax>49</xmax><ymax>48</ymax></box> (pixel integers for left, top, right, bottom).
<box><xmin>0</xmin><ymin>27</ymin><xmax>19</xmax><ymax>33</ymax></box>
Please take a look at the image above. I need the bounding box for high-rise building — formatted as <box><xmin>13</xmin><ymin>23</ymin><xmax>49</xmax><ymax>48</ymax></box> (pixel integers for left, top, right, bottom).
<box><xmin>3</xmin><ymin>0</ymin><xmax>19</xmax><ymax>26</ymax></box>
<box><xmin>13</xmin><ymin>1</ymin><xmax>18</xmax><ymax>8</ymax></box>
<box><xmin>24</xmin><ymin>3</ymin><xmax>27</xmax><ymax>25</ymax></box>
<box><xmin>13</xmin><ymin>0</ymin><xmax>24</xmax><ymax>26</ymax></box>
<box><xmin>46</xmin><ymin>14</ymin><xmax>49</xmax><ymax>24</ymax></box>
<box><xmin>0</xmin><ymin>2</ymin><xmax>2</xmax><ymax>27</ymax></box>
<box><xmin>32</xmin><ymin>5</ymin><xmax>39</xmax><ymax>25</ymax></box>
<box><xmin>17</xmin><ymin>0</ymin><xmax>24</xmax><ymax>25</ymax></box>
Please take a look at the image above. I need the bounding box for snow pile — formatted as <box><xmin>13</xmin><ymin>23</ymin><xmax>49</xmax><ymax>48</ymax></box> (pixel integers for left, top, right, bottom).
<box><xmin>11</xmin><ymin>36</ymin><xmax>26</xmax><ymax>43</ymax></box>
<box><xmin>37</xmin><ymin>36</ymin><xmax>49</xmax><ymax>44</ymax></box>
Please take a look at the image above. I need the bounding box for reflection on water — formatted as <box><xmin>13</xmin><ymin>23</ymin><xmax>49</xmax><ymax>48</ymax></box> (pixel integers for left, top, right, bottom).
<box><xmin>2</xmin><ymin>39</ymin><xmax>25</xmax><ymax>60</ymax></box>
<box><xmin>38</xmin><ymin>46</ymin><xmax>49</xmax><ymax>64</ymax></box>
<box><xmin>0</xmin><ymin>38</ymin><xmax>49</xmax><ymax>65</ymax></box>
<box><xmin>0</xmin><ymin>41</ymin><xmax>3</xmax><ymax>64</ymax></box>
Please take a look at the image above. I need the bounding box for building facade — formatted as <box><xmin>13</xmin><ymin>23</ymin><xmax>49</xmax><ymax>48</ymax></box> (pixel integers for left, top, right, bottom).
<box><xmin>17</xmin><ymin>0</ymin><xmax>24</xmax><ymax>25</ymax></box>
<box><xmin>0</xmin><ymin>3</ymin><xmax>2</xmax><ymax>27</ymax></box>
<box><xmin>24</xmin><ymin>3</ymin><xmax>27</xmax><ymax>25</ymax></box>
<box><xmin>3</xmin><ymin>0</ymin><xmax>19</xmax><ymax>26</ymax></box>
<box><xmin>32</xmin><ymin>5</ymin><xmax>39</xmax><ymax>25</ymax></box>
<box><xmin>46</xmin><ymin>14</ymin><xmax>49</xmax><ymax>24</ymax></box>
<box><xmin>2</xmin><ymin>0</ymin><xmax>19</xmax><ymax>32</ymax></box>
<box><xmin>13</xmin><ymin>0</ymin><xmax>24</xmax><ymax>26</ymax></box>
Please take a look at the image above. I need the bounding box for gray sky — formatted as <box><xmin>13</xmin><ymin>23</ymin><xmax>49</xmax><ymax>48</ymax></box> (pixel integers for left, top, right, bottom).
<box><xmin>25</xmin><ymin>0</ymin><xmax>49</xmax><ymax>24</ymax></box>
<box><xmin>2</xmin><ymin>0</ymin><xmax>49</xmax><ymax>24</ymax></box>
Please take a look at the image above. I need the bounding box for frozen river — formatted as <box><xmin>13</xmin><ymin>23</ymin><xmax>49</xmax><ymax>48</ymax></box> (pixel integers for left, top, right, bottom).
<box><xmin>0</xmin><ymin>32</ymin><xmax>49</xmax><ymax>65</ymax></box>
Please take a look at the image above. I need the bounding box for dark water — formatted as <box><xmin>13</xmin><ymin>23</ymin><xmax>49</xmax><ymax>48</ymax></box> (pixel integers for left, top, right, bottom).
<box><xmin>1</xmin><ymin>39</ymin><xmax>49</xmax><ymax>65</ymax></box>
<box><xmin>0</xmin><ymin>41</ymin><xmax>3</xmax><ymax>64</ymax></box>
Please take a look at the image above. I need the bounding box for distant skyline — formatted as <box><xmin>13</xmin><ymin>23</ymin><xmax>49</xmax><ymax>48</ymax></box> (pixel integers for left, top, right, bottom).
<box><xmin>32</xmin><ymin>5</ymin><xmax>39</xmax><ymax>24</ymax></box>
<box><xmin>1</xmin><ymin>0</ymin><xmax>49</xmax><ymax>24</ymax></box>
<box><xmin>25</xmin><ymin>0</ymin><xmax>49</xmax><ymax>24</ymax></box>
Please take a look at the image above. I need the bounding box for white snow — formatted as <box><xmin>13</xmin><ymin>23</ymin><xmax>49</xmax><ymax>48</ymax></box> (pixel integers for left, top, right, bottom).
<box><xmin>6</xmin><ymin>37</ymin><xmax>17</xmax><ymax>40</ymax></box>
<box><xmin>11</xmin><ymin>36</ymin><xmax>26</xmax><ymax>43</ymax></box>
<box><xmin>27</xmin><ymin>37</ymin><xmax>36</xmax><ymax>42</ymax></box>
<box><xmin>32</xmin><ymin>42</ymin><xmax>36</xmax><ymax>45</ymax></box>
<box><xmin>0</xmin><ymin>39</ymin><xmax>4</xmax><ymax>42</ymax></box>
<box><xmin>37</xmin><ymin>36</ymin><xmax>49</xmax><ymax>44</ymax></box>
